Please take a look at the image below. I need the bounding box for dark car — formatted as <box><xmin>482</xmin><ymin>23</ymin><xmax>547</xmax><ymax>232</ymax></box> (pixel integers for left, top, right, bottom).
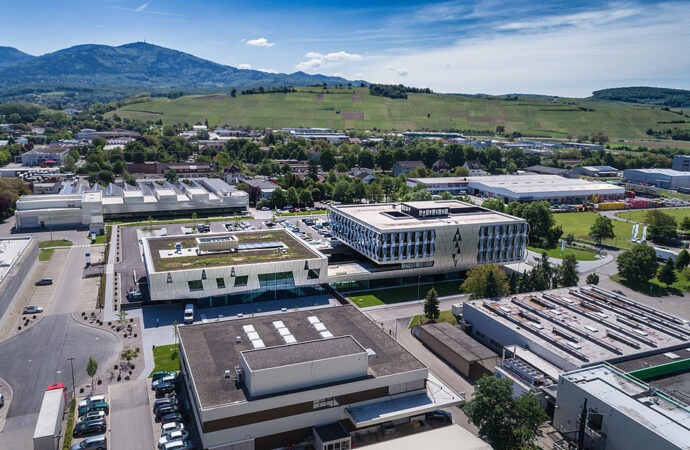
<box><xmin>73</xmin><ymin>419</ymin><xmax>107</xmax><ymax>437</ymax></box>
<box><xmin>153</xmin><ymin>398</ymin><xmax>178</xmax><ymax>413</ymax></box>
<box><xmin>425</xmin><ymin>410</ymin><xmax>452</xmax><ymax>423</ymax></box>
<box><xmin>612</xmin><ymin>289</ymin><xmax>626</xmax><ymax>296</ymax></box>
<box><xmin>155</xmin><ymin>404</ymin><xmax>181</xmax><ymax>419</ymax></box>
<box><xmin>79</xmin><ymin>400</ymin><xmax>109</xmax><ymax>417</ymax></box>
<box><xmin>70</xmin><ymin>434</ymin><xmax>107</xmax><ymax>450</ymax></box>
<box><xmin>160</xmin><ymin>412</ymin><xmax>183</xmax><ymax>425</ymax></box>
<box><xmin>155</xmin><ymin>382</ymin><xmax>177</xmax><ymax>397</ymax></box>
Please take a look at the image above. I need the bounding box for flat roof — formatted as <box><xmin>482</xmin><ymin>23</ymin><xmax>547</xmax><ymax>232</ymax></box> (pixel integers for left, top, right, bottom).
<box><xmin>467</xmin><ymin>287</ymin><xmax>690</xmax><ymax>368</ymax></box>
<box><xmin>467</xmin><ymin>174</ymin><xmax>625</xmax><ymax>195</ymax></box>
<box><xmin>144</xmin><ymin>229</ymin><xmax>324</xmax><ymax>273</ymax></box>
<box><xmin>407</xmin><ymin>177</ymin><xmax>469</xmax><ymax>184</ymax></box>
<box><xmin>0</xmin><ymin>237</ymin><xmax>33</xmax><ymax>282</ymax></box>
<box><xmin>242</xmin><ymin>336</ymin><xmax>365</xmax><ymax>371</ymax></box>
<box><xmin>421</xmin><ymin>322</ymin><xmax>496</xmax><ymax>362</ymax></box>
<box><xmin>178</xmin><ymin>305</ymin><xmax>426</xmax><ymax>409</ymax></box>
<box><xmin>626</xmin><ymin>168</ymin><xmax>690</xmax><ymax>176</ymax></box>
<box><xmin>564</xmin><ymin>365</ymin><xmax>690</xmax><ymax>447</ymax></box>
<box><xmin>331</xmin><ymin>200</ymin><xmax>523</xmax><ymax>232</ymax></box>
<box><xmin>361</xmin><ymin>424</ymin><xmax>491</xmax><ymax>450</ymax></box>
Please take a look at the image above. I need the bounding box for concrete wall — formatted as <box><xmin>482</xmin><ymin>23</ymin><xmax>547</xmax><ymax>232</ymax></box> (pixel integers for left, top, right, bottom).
<box><xmin>0</xmin><ymin>238</ymin><xmax>38</xmax><ymax>320</ymax></box>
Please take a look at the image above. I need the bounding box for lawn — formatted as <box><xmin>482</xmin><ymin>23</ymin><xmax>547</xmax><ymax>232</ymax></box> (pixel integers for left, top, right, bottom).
<box><xmin>39</xmin><ymin>248</ymin><xmax>54</xmax><ymax>262</ymax></box>
<box><xmin>90</xmin><ymin>234</ymin><xmax>107</xmax><ymax>245</ymax></box>
<box><xmin>151</xmin><ymin>344</ymin><xmax>180</xmax><ymax>374</ymax></box>
<box><xmin>107</xmin><ymin>87</ymin><xmax>690</xmax><ymax>139</ymax></box>
<box><xmin>408</xmin><ymin>310</ymin><xmax>459</xmax><ymax>328</ymax></box>
<box><xmin>615</xmin><ymin>208</ymin><xmax>690</xmax><ymax>225</ymax></box>
<box><xmin>527</xmin><ymin>244</ymin><xmax>599</xmax><ymax>261</ymax></box>
<box><xmin>553</xmin><ymin>212</ymin><xmax>634</xmax><ymax>249</ymax></box>
<box><xmin>349</xmin><ymin>280</ymin><xmax>462</xmax><ymax>307</ymax></box>
<box><xmin>38</xmin><ymin>239</ymin><xmax>72</xmax><ymax>248</ymax></box>
<box><xmin>610</xmin><ymin>272</ymin><xmax>690</xmax><ymax>297</ymax></box>
<box><xmin>275</xmin><ymin>209</ymin><xmax>329</xmax><ymax>217</ymax></box>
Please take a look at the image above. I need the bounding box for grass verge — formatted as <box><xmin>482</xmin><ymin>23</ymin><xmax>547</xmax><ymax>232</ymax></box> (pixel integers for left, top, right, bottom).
<box><xmin>39</xmin><ymin>248</ymin><xmax>54</xmax><ymax>262</ymax></box>
<box><xmin>96</xmin><ymin>273</ymin><xmax>105</xmax><ymax>309</ymax></box>
<box><xmin>408</xmin><ymin>310</ymin><xmax>459</xmax><ymax>328</ymax></box>
<box><xmin>527</xmin><ymin>244</ymin><xmax>599</xmax><ymax>261</ymax></box>
<box><xmin>90</xmin><ymin>234</ymin><xmax>107</xmax><ymax>245</ymax></box>
<box><xmin>614</xmin><ymin>208</ymin><xmax>690</xmax><ymax>225</ymax></box>
<box><xmin>38</xmin><ymin>239</ymin><xmax>72</xmax><ymax>248</ymax></box>
<box><xmin>151</xmin><ymin>344</ymin><xmax>180</xmax><ymax>375</ymax></box>
<box><xmin>610</xmin><ymin>273</ymin><xmax>690</xmax><ymax>296</ymax></box>
<box><xmin>554</xmin><ymin>212</ymin><xmax>634</xmax><ymax>250</ymax></box>
<box><xmin>61</xmin><ymin>398</ymin><xmax>76</xmax><ymax>450</ymax></box>
<box><xmin>349</xmin><ymin>280</ymin><xmax>462</xmax><ymax>307</ymax></box>
<box><xmin>275</xmin><ymin>209</ymin><xmax>329</xmax><ymax>217</ymax></box>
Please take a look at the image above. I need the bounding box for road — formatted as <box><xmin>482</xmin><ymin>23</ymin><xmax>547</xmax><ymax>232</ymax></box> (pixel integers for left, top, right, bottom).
<box><xmin>0</xmin><ymin>247</ymin><xmax>121</xmax><ymax>450</ymax></box>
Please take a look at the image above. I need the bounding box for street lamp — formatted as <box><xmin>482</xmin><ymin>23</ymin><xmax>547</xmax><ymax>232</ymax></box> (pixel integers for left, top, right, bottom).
<box><xmin>417</xmin><ymin>276</ymin><xmax>421</xmax><ymax>300</ymax></box>
<box><xmin>67</xmin><ymin>357</ymin><xmax>76</xmax><ymax>395</ymax></box>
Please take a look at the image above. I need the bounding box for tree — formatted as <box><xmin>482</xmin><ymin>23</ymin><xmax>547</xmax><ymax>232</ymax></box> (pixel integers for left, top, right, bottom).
<box><xmin>307</xmin><ymin>159</ymin><xmax>319</xmax><ymax>181</ymax></box>
<box><xmin>556</xmin><ymin>254</ymin><xmax>579</xmax><ymax>287</ymax></box>
<box><xmin>464</xmin><ymin>376</ymin><xmax>547</xmax><ymax>450</ymax></box>
<box><xmin>163</xmin><ymin>168</ymin><xmax>178</xmax><ymax>184</ymax></box>
<box><xmin>423</xmin><ymin>288</ymin><xmax>440</xmax><ymax>323</ymax></box>
<box><xmin>86</xmin><ymin>357</ymin><xmax>98</xmax><ymax>393</ymax></box>
<box><xmin>482</xmin><ymin>198</ymin><xmax>505</xmax><ymax>212</ymax></box>
<box><xmin>676</xmin><ymin>249</ymin><xmax>690</xmax><ymax>270</ymax></box>
<box><xmin>589</xmin><ymin>216</ymin><xmax>615</xmax><ymax>245</ymax></box>
<box><xmin>462</xmin><ymin>264</ymin><xmax>510</xmax><ymax>299</ymax></box>
<box><xmin>319</xmin><ymin>148</ymin><xmax>336</xmax><ymax>172</ymax></box>
<box><xmin>191</xmin><ymin>212</ymin><xmax>198</xmax><ymax>229</ymax></box>
<box><xmin>646</xmin><ymin>210</ymin><xmax>677</xmax><ymax>241</ymax></box>
<box><xmin>287</xmin><ymin>186</ymin><xmax>299</xmax><ymax>207</ymax></box>
<box><xmin>270</xmin><ymin>187</ymin><xmax>287</xmax><ymax>209</ymax></box>
<box><xmin>586</xmin><ymin>273</ymin><xmax>600</xmax><ymax>285</ymax></box>
<box><xmin>617</xmin><ymin>244</ymin><xmax>659</xmax><ymax>283</ymax></box>
<box><xmin>657</xmin><ymin>258</ymin><xmax>678</xmax><ymax>287</ymax></box>
<box><xmin>680</xmin><ymin>216</ymin><xmax>690</xmax><ymax>231</ymax></box>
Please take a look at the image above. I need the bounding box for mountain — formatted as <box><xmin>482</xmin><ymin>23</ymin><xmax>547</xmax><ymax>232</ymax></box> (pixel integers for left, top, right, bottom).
<box><xmin>0</xmin><ymin>42</ymin><xmax>361</xmax><ymax>103</ymax></box>
<box><xmin>591</xmin><ymin>86</ymin><xmax>690</xmax><ymax>108</ymax></box>
<box><xmin>0</xmin><ymin>46</ymin><xmax>35</xmax><ymax>69</ymax></box>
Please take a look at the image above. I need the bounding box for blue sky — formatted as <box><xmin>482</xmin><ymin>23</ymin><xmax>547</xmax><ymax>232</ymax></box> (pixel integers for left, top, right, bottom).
<box><xmin>4</xmin><ymin>0</ymin><xmax>690</xmax><ymax>97</ymax></box>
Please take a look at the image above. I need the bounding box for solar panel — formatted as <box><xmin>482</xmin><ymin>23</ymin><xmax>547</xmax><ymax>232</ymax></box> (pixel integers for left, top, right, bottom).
<box><xmin>247</xmin><ymin>331</ymin><xmax>260</xmax><ymax>341</ymax></box>
<box><xmin>242</xmin><ymin>325</ymin><xmax>255</xmax><ymax>333</ymax></box>
<box><xmin>307</xmin><ymin>316</ymin><xmax>320</xmax><ymax>324</ymax></box>
<box><xmin>238</xmin><ymin>241</ymin><xmax>284</xmax><ymax>251</ymax></box>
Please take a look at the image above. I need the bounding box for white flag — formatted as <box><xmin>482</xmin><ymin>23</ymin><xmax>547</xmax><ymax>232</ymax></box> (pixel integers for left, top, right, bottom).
<box><xmin>561</xmin><ymin>240</ymin><xmax>566</xmax><ymax>251</ymax></box>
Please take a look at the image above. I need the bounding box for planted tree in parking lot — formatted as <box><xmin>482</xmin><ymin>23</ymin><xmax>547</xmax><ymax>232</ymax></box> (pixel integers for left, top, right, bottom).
<box><xmin>676</xmin><ymin>249</ymin><xmax>690</xmax><ymax>270</ymax></box>
<box><xmin>86</xmin><ymin>357</ymin><xmax>98</xmax><ymax>393</ymax></box>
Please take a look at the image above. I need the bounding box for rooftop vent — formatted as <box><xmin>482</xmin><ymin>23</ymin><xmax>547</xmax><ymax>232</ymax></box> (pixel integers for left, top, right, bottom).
<box><xmin>224</xmin><ymin>369</ymin><xmax>231</xmax><ymax>379</ymax></box>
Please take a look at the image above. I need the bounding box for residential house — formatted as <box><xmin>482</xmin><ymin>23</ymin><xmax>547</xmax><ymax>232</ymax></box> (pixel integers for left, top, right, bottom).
<box><xmin>431</xmin><ymin>159</ymin><xmax>451</xmax><ymax>173</ymax></box>
<box><xmin>393</xmin><ymin>160</ymin><xmax>425</xmax><ymax>177</ymax></box>
<box><xmin>462</xmin><ymin>160</ymin><xmax>486</xmax><ymax>176</ymax></box>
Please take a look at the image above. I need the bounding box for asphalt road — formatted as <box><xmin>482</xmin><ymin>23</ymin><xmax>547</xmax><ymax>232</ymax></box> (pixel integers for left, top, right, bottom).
<box><xmin>110</xmin><ymin>379</ymin><xmax>154</xmax><ymax>450</ymax></box>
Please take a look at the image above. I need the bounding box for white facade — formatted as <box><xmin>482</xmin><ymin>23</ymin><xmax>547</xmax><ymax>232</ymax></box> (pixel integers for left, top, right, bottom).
<box><xmin>553</xmin><ymin>365</ymin><xmax>690</xmax><ymax>450</ymax></box>
<box><xmin>624</xmin><ymin>168</ymin><xmax>690</xmax><ymax>190</ymax></box>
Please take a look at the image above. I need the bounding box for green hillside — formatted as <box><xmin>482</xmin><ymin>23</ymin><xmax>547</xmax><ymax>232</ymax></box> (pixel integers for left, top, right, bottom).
<box><xmin>109</xmin><ymin>87</ymin><xmax>690</xmax><ymax>139</ymax></box>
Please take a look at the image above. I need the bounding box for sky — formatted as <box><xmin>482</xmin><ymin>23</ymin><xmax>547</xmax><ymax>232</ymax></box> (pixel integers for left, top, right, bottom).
<box><xmin>3</xmin><ymin>0</ymin><xmax>690</xmax><ymax>97</ymax></box>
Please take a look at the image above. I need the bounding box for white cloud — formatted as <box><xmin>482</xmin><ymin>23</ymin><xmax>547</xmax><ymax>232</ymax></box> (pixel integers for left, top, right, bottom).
<box><xmin>386</xmin><ymin>65</ymin><xmax>409</xmax><ymax>77</ymax></box>
<box><xmin>246</xmin><ymin>38</ymin><xmax>275</xmax><ymax>47</ymax></box>
<box><xmin>238</xmin><ymin>64</ymin><xmax>252</xmax><ymax>70</ymax></box>
<box><xmin>295</xmin><ymin>51</ymin><xmax>362</xmax><ymax>71</ymax></box>
<box><xmin>135</xmin><ymin>2</ymin><xmax>150</xmax><ymax>12</ymax></box>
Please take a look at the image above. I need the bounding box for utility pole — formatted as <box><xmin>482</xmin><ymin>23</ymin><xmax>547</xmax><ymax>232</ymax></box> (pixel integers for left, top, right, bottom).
<box><xmin>67</xmin><ymin>357</ymin><xmax>76</xmax><ymax>395</ymax></box>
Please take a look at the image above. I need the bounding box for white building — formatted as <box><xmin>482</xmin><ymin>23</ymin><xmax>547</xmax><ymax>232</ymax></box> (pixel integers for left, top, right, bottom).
<box><xmin>467</xmin><ymin>174</ymin><xmax>625</xmax><ymax>203</ymax></box>
<box><xmin>142</xmin><ymin>229</ymin><xmax>328</xmax><ymax>303</ymax></box>
<box><xmin>15</xmin><ymin>178</ymin><xmax>248</xmax><ymax>231</ymax></box>
<box><xmin>406</xmin><ymin>177</ymin><xmax>469</xmax><ymax>196</ymax></box>
<box><xmin>624</xmin><ymin>168</ymin><xmax>690</xmax><ymax>190</ymax></box>
<box><xmin>178</xmin><ymin>305</ymin><xmax>464</xmax><ymax>450</ymax></box>
<box><xmin>553</xmin><ymin>364</ymin><xmax>690</xmax><ymax>450</ymax></box>
<box><xmin>329</xmin><ymin>201</ymin><xmax>527</xmax><ymax>283</ymax></box>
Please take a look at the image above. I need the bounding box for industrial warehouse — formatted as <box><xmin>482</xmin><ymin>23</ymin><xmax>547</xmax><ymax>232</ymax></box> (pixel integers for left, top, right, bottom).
<box><xmin>178</xmin><ymin>305</ymin><xmax>463</xmax><ymax>450</ymax></box>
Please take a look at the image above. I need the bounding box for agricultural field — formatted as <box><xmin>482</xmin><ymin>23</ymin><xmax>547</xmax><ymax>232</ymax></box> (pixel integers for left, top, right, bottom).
<box><xmin>108</xmin><ymin>87</ymin><xmax>690</xmax><ymax>139</ymax></box>
<box><xmin>553</xmin><ymin>212</ymin><xmax>635</xmax><ymax>249</ymax></box>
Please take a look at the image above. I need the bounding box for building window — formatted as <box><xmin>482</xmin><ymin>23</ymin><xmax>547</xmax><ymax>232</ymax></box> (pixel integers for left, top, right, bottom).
<box><xmin>188</xmin><ymin>280</ymin><xmax>203</xmax><ymax>291</ymax></box>
<box><xmin>216</xmin><ymin>278</ymin><xmax>225</xmax><ymax>289</ymax></box>
<box><xmin>313</xmin><ymin>397</ymin><xmax>340</xmax><ymax>410</ymax></box>
<box><xmin>234</xmin><ymin>275</ymin><xmax>248</xmax><ymax>287</ymax></box>
<box><xmin>307</xmin><ymin>269</ymin><xmax>321</xmax><ymax>280</ymax></box>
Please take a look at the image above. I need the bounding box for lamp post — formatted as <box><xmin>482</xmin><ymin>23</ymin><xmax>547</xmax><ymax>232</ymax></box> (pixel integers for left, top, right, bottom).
<box><xmin>67</xmin><ymin>357</ymin><xmax>76</xmax><ymax>395</ymax></box>
<box><xmin>417</xmin><ymin>276</ymin><xmax>421</xmax><ymax>300</ymax></box>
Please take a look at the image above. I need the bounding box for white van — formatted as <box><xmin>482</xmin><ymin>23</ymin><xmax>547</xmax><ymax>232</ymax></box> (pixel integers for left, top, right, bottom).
<box><xmin>183</xmin><ymin>304</ymin><xmax>194</xmax><ymax>324</ymax></box>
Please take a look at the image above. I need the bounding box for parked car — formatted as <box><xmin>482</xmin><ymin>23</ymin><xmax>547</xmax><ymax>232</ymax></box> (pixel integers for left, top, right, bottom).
<box><xmin>163</xmin><ymin>440</ymin><xmax>192</xmax><ymax>450</ymax></box>
<box><xmin>79</xmin><ymin>400</ymin><xmax>109</xmax><ymax>417</ymax></box>
<box><xmin>78</xmin><ymin>394</ymin><xmax>106</xmax><ymax>409</ymax></box>
<box><xmin>612</xmin><ymin>289</ymin><xmax>626</xmax><ymax>296</ymax></box>
<box><xmin>152</xmin><ymin>370</ymin><xmax>175</xmax><ymax>382</ymax></box>
<box><xmin>70</xmin><ymin>434</ymin><xmax>107</xmax><ymax>450</ymax></box>
<box><xmin>160</xmin><ymin>412</ymin><xmax>183</xmax><ymax>425</ymax></box>
<box><xmin>425</xmin><ymin>410</ymin><xmax>452</xmax><ymax>423</ymax></box>
<box><xmin>35</xmin><ymin>277</ymin><xmax>53</xmax><ymax>286</ymax></box>
<box><xmin>161</xmin><ymin>422</ymin><xmax>185</xmax><ymax>436</ymax></box>
<box><xmin>0</xmin><ymin>393</ymin><xmax>4</xmax><ymax>407</ymax></box>
<box><xmin>153</xmin><ymin>374</ymin><xmax>178</xmax><ymax>390</ymax></box>
<box><xmin>155</xmin><ymin>382</ymin><xmax>177</xmax><ymax>397</ymax></box>
<box><xmin>73</xmin><ymin>419</ymin><xmax>107</xmax><ymax>437</ymax></box>
<box><xmin>158</xmin><ymin>430</ymin><xmax>189</xmax><ymax>449</ymax></box>
<box><xmin>78</xmin><ymin>410</ymin><xmax>107</xmax><ymax>423</ymax></box>
<box><xmin>153</xmin><ymin>397</ymin><xmax>177</xmax><ymax>412</ymax></box>
<box><xmin>155</xmin><ymin>404</ymin><xmax>181</xmax><ymax>419</ymax></box>
<box><xmin>22</xmin><ymin>305</ymin><xmax>44</xmax><ymax>314</ymax></box>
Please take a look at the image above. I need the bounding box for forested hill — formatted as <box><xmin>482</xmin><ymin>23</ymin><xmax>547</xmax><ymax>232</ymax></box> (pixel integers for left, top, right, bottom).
<box><xmin>591</xmin><ymin>87</ymin><xmax>690</xmax><ymax>108</ymax></box>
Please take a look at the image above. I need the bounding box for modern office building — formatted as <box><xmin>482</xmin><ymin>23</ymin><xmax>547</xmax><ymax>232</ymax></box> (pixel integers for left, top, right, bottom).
<box><xmin>553</xmin><ymin>364</ymin><xmax>690</xmax><ymax>450</ymax></box>
<box><xmin>328</xmin><ymin>201</ymin><xmax>528</xmax><ymax>281</ymax></box>
<box><xmin>178</xmin><ymin>305</ymin><xmax>464</xmax><ymax>450</ymax></box>
<box><xmin>466</xmin><ymin>174</ymin><xmax>625</xmax><ymax>203</ymax></box>
<box><xmin>141</xmin><ymin>229</ymin><xmax>328</xmax><ymax>303</ymax></box>
<box><xmin>624</xmin><ymin>168</ymin><xmax>690</xmax><ymax>190</ymax></box>
<box><xmin>672</xmin><ymin>154</ymin><xmax>690</xmax><ymax>172</ymax></box>
<box><xmin>405</xmin><ymin>177</ymin><xmax>469</xmax><ymax>195</ymax></box>
<box><xmin>14</xmin><ymin>178</ymin><xmax>248</xmax><ymax>231</ymax></box>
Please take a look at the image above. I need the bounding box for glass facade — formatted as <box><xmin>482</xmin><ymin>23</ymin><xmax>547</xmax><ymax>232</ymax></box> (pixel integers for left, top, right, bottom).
<box><xmin>477</xmin><ymin>223</ymin><xmax>527</xmax><ymax>263</ymax></box>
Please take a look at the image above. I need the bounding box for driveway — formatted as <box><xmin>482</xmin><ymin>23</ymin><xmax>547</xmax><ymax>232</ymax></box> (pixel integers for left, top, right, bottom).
<box><xmin>109</xmin><ymin>379</ymin><xmax>154</xmax><ymax>450</ymax></box>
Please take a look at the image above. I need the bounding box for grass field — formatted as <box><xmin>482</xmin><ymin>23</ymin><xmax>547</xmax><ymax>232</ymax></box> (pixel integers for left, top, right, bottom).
<box><xmin>108</xmin><ymin>87</ymin><xmax>690</xmax><ymax>139</ymax></box>
<box><xmin>38</xmin><ymin>239</ymin><xmax>72</xmax><ymax>248</ymax></box>
<box><xmin>39</xmin><ymin>249</ymin><xmax>54</xmax><ymax>262</ymax></box>
<box><xmin>554</xmin><ymin>212</ymin><xmax>634</xmax><ymax>249</ymax></box>
<box><xmin>527</xmin><ymin>244</ymin><xmax>599</xmax><ymax>261</ymax></box>
<box><xmin>611</xmin><ymin>273</ymin><xmax>690</xmax><ymax>296</ymax></box>
<box><xmin>615</xmin><ymin>208</ymin><xmax>690</xmax><ymax>224</ymax></box>
<box><xmin>151</xmin><ymin>344</ymin><xmax>180</xmax><ymax>374</ymax></box>
<box><xmin>349</xmin><ymin>280</ymin><xmax>462</xmax><ymax>307</ymax></box>
<box><xmin>408</xmin><ymin>310</ymin><xmax>459</xmax><ymax>328</ymax></box>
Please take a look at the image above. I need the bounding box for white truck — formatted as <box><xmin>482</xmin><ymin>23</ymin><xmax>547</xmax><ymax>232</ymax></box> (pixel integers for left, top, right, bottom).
<box><xmin>654</xmin><ymin>247</ymin><xmax>680</xmax><ymax>262</ymax></box>
<box><xmin>33</xmin><ymin>387</ymin><xmax>65</xmax><ymax>450</ymax></box>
